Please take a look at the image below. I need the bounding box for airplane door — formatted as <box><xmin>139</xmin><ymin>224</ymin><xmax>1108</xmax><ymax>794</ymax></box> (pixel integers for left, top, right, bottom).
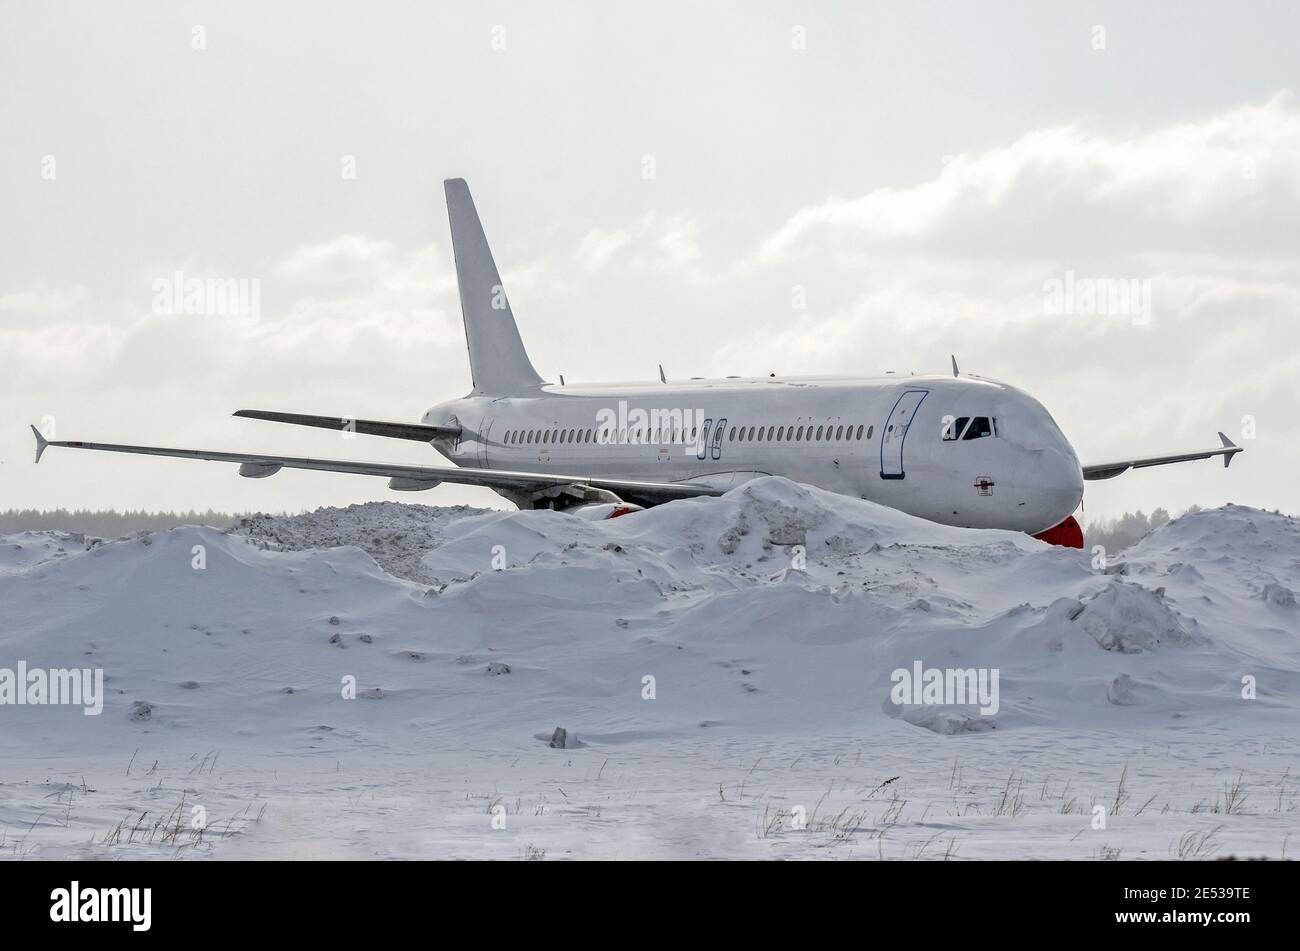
<box><xmin>476</xmin><ymin>417</ymin><xmax>494</xmax><ymax>468</ymax></box>
<box><xmin>695</xmin><ymin>419</ymin><xmax>713</xmax><ymax>460</ymax></box>
<box><xmin>879</xmin><ymin>389</ymin><xmax>928</xmax><ymax>480</ymax></box>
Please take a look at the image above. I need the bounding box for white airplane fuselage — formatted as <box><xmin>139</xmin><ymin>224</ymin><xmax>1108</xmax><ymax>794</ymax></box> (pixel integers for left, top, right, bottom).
<box><xmin>425</xmin><ymin>371</ymin><xmax>1085</xmax><ymax>535</ymax></box>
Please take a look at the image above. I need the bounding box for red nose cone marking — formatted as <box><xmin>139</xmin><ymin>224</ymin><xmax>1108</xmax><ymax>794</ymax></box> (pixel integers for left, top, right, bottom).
<box><xmin>1032</xmin><ymin>514</ymin><xmax>1084</xmax><ymax>549</ymax></box>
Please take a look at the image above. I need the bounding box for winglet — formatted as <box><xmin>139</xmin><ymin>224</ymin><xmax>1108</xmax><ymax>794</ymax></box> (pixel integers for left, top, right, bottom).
<box><xmin>30</xmin><ymin>424</ymin><xmax>49</xmax><ymax>463</ymax></box>
<box><xmin>1218</xmin><ymin>431</ymin><xmax>1241</xmax><ymax>468</ymax></box>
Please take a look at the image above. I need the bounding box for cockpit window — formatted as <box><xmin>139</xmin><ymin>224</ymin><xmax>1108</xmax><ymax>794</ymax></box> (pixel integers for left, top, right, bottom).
<box><xmin>942</xmin><ymin>416</ymin><xmax>996</xmax><ymax>441</ymax></box>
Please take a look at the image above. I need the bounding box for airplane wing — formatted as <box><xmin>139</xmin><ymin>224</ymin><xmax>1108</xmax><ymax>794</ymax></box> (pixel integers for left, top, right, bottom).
<box><xmin>1081</xmin><ymin>432</ymin><xmax>1243</xmax><ymax>481</ymax></box>
<box><xmin>29</xmin><ymin>426</ymin><xmax>721</xmax><ymax>508</ymax></box>
<box><xmin>233</xmin><ymin>409</ymin><xmax>460</xmax><ymax>442</ymax></box>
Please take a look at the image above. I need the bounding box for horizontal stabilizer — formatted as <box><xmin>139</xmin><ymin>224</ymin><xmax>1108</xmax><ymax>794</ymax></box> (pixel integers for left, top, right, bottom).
<box><xmin>234</xmin><ymin>410</ymin><xmax>459</xmax><ymax>443</ymax></box>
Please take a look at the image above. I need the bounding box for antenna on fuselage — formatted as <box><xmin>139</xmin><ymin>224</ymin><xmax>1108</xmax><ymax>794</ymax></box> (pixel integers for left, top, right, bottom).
<box><xmin>658</xmin><ymin>364</ymin><xmax>666</xmax><ymax>384</ymax></box>
<box><xmin>559</xmin><ymin>374</ymin><xmax>565</xmax><ymax>386</ymax></box>
<box><xmin>951</xmin><ymin>355</ymin><xmax>960</xmax><ymax>377</ymax></box>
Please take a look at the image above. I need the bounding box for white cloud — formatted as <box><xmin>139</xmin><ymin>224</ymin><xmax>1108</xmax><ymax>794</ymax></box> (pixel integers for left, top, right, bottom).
<box><xmin>756</xmin><ymin>91</ymin><xmax>1300</xmax><ymax>263</ymax></box>
<box><xmin>573</xmin><ymin>227</ymin><xmax>632</xmax><ymax>271</ymax></box>
<box><xmin>0</xmin><ymin>283</ymin><xmax>90</xmax><ymax>319</ymax></box>
<box><xmin>571</xmin><ymin>214</ymin><xmax>704</xmax><ymax>277</ymax></box>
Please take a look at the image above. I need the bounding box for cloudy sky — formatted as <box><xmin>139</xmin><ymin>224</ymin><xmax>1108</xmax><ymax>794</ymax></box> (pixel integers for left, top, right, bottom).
<box><xmin>3</xmin><ymin>1</ymin><xmax>1298</xmax><ymax>522</ymax></box>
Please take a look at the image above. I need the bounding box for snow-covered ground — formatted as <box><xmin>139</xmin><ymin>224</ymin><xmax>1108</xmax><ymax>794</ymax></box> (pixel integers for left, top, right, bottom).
<box><xmin>1</xmin><ymin>480</ymin><xmax>1296</xmax><ymax>860</ymax></box>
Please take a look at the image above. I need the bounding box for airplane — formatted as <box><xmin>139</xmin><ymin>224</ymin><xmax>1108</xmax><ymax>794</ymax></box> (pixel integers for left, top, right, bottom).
<box><xmin>30</xmin><ymin>178</ymin><xmax>1243</xmax><ymax>548</ymax></box>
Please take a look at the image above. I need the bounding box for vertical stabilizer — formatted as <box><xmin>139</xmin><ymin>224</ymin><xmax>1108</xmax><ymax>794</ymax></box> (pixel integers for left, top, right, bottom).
<box><xmin>444</xmin><ymin>179</ymin><xmax>545</xmax><ymax>395</ymax></box>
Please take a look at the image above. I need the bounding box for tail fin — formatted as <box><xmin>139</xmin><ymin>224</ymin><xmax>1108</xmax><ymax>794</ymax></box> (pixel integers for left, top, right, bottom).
<box><xmin>444</xmin><ymin>178</ymin><xmax>545</xmax><ymax>395</ymax></box>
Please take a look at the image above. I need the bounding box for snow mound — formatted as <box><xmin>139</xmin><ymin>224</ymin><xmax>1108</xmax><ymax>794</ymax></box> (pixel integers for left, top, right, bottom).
<box><xmin>1071</xmin><ymin>579</ymin><xmax>1203</xmax><ymax>652</ymax></box>
<box><xmin>1</xmin><ymin>482</ymin><xmax>1297</xmax><ymax>859</ymax></box>
<box><xmin>0</xmin><ymin>530</ymin><xmax>101</xmax><ymax>576</ymax></box>
<box><xmin>232</xmin><ymin>500</ymin><xmax>492</xmax><ymax>583</ymax></box>
<box><xmin>1262</xmin><ymin>582</ymin><xmax>1296</xmax><ymax>607</ymax></box>
<box><xmin>1</xmin><ymin>481</ymin><xmax>1293</xmax><ymax>748</ymax></box>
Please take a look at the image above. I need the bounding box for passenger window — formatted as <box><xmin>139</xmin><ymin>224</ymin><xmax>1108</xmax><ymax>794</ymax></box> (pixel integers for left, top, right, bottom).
<box><xmin>815</xmin><ymin>425</ymin><xmax>824</xmax><ymax>439</ymax></box>
<box><xmin>729</xmin><ymin>426</ymin><xmax>736</xmax><ymax>441</ymax></box>
<box><xmin>777</xmin><ymin>426</ymin><xmax>785</xmax><ymax>440</ymax></box>
<box><xmin>865</xmin><ymin>425</ymin><xmax>872</xmax><ymax>440</ymax></box>
<box><xmin>835</xmin><ymin>425</ymin><xmax>843</xmax><ymax>439</ymax></box>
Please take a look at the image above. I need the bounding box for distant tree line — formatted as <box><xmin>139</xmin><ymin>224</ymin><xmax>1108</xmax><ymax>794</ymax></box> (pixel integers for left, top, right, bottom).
<box><xmin>0</xmin><ymin>503</ymin><xmax>1239</xmax><ymax>551</ymax></box>
<box><xmin>1083</xmin><ymin>505</ymin><xmax>1202</xmax><ymax>553</ymax></box>
<box><xmin>0</xmin><ymin>508</ymin><xmax>246</xmax><ymax>538</ymax></box>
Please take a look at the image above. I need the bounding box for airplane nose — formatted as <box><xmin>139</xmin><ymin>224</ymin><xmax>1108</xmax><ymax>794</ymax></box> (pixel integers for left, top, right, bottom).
<box><xmin>1013</xmin><ymin>446</ymin><xmax>1083</xmax><ymax>531</ymax></box>
<box><xmin>1042</xmin><ymin>447</ymin><xmax>1084</xmax><ymax>520</ymax></box>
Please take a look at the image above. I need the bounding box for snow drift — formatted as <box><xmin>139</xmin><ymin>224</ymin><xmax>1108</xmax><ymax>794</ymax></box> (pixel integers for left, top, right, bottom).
<box><xmin>1</xmin><ymin>480</ymin><xmax>1295</xmax><ymax>859</ymax></box>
